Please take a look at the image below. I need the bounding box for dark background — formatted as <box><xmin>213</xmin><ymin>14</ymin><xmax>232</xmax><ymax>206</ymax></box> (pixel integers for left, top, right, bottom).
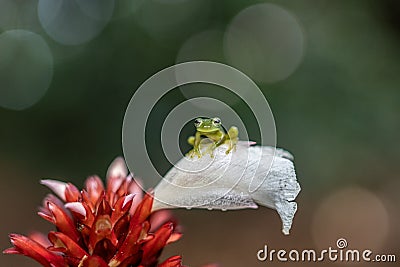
<box><xmin>1</xmin><ymin>0</ymin><xmax>399</xmax><ymax>266</ymax></box>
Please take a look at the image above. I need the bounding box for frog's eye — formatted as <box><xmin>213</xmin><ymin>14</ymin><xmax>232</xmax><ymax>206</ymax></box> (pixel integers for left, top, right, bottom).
<box><xmin>212</xmin><ymin>117</ymin><xmax>221</xmax><ymax>125</ymax></box>
<box><xmin>194</xmin><ymin>118</ymin><xmax>202</xmax><ymax>127</ymax></box>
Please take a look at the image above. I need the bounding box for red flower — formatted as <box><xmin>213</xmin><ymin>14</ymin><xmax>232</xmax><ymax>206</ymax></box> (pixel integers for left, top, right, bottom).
<box><xmin>3</xmin><ymin>158</ymin><xmax>204</xmax><ymax>267</ymax></box>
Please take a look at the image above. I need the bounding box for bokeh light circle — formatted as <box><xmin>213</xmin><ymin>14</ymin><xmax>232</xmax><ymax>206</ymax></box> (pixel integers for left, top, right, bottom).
<box><xmin>0</xmin><ymin>30</ymin><xmax>53</xmax><ymax>110</ymax></box>
<box><xmin>38</xmin><ymin>0</ymin><xmax>114</xmax><ymax>45</ymax></box>
<box><xmin>0</xmin><ymin>1</ymin><xmax>41</xmax><ymax>32</ymax></box>
<box><xmin>176</xmin><ymin>29</ymin><xmax>244</xmax><ymax>111</ymax></box>
<box><xmin>0</xmin><ymin>0</ymin><xmax>17</xmax><ymax>30</ymax></box>
<box><xmin>312</xmin><ymin>186</ymin><xmax>389</xmax><ymax>251</ymax></box>
<box><xmin>176</xmin><ymin>29</ymin><xmax>225</xmax><ymax>64</ymax></box>
<box><xmin>224</xmin><ymin>3</ymin><xmax>305</xmax><ymax>83</ymax></box>
<box><xmin>122</xmin><ymin>61</ymin><xmax>276</xmax><ymax>207</ymax></box>
<box><xmin>132</xmin><ymin>0</ymin><xmax>208</xmax><ymax>41</ymax></box>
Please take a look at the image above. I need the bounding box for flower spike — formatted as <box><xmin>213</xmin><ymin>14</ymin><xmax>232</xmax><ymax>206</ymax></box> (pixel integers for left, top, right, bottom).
<box><xmin>4</xmin><ymin>157</ymin><xmax>205</xmax><ymax>267</ymax></box>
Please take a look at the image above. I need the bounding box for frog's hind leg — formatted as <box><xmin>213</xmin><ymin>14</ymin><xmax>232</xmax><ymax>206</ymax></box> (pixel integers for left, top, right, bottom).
<box><xmin>228</xmin><ymin>126</ymin><xmax>238</xmax><ymax>140</ymax></box>
<box><xmin>226</xmin><ymin>126</ymin><xmax>239</xmax><ymax>154</ymax></box>
<box><xmin>205</xmin><ymin>142</ymin><xmax>217</xmax><ymax>158</ymax></box>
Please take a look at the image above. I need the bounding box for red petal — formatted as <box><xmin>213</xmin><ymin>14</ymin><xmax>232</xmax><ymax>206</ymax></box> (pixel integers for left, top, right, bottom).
<box><xmin>65</xmin><ymin>202</ymin><xmax>86</xmax><ymax>219</ymax></box>
<box><xmin>28</xmin><ymin>232</ymin><xmax>52</xmax><ymax>248</ymax></box>
<box><xmin>82</xmin><ymin>189</ymin><xmax>96</xmax><ymax>213</ymax></box>
<box><xmin>3</xmin><ymin>247</ymin><xmax>19</xmax><ymax>254</ymax></box>
<box><xmin>48</xmin><ymin>231</ymin><xmax>88</xmax><ymax>259</ymax></box>
<box><xmin>39</xmin><ymin>194</ymin><xmax>67</xmax><ymax>218</ymax></box>
<box><xmin>40</xmin><ymin>180</ymin><xmax>67</xmax><ymax>201</ymax></box>
<box><xmin>65</xmin><ymin>201</ymin><xmax>95</xmax><ymax>226</ymax></box>
<box><xmin>111</xmin><ymin>194</ymin><xmax>135</xmax><ymax>225</ymax></box>
<box><xmin>48</xmin><ymin>202</ymin><xmax>80</xmax><ymax>242</ymax></box>
<box><xmin>158</xmin><ymin>255</ymin><xmax>183</xmax><ymax>267</ymax></box>
<box><xmin>85</xmin><ymin>175</ymin><xmax>104</xmax><ymax>206</ymax></box>
<box><xmin>97</xmin><ymin>196</ymin><xmax>112</xmax><ymax>216</ymax></box>
<box><xmin>107</xmin><ymin>158</ymin><xmax>128</xmax><ymax>182</ymax></box>
<box><xmin>3</xmin><ymin>234</ymin><xmax>66</xmax><ymax>267</ymax></box>
<box><xmin>43</xmin><ymin>194</ymin><xmax>66</xmax><ymax>209</ymax></box>
<box><xmin>131</xmin><ymin>192</ymin><xmax>153</xmax><ymax>226</ymax></box>
<box><xmin>38</xmin><ymin>210</ymin><xmax>55</xmax><ymax>224</ymax></box>
<box><xmin>141</xmin><ymin>222</ymin><xmax>174</xmax><ymax>265</ymax></box>
<box><xmin>115</xmin><ymin>176</ymin><xmax>131</xmax><ymax>198</ymax></box>
<box><xmin>109</xmin><ymin>193</ymin><xmax>154</xmax><ymax>266</ymax></box>
<box><xmin>38</xmin><ymin>194</ymin><xmax>67</xmax><ymax>224</ymax></box>
<box><xmin>166</xmin><ymin>232</ymin><xmax>182</xmax><ymax>244</ymax></box>
<box><xmin>113</xmin><ymin>214</ymin><xmax>130</xmax><ymax>242</ymax></box>
<box><xmin>65</xmin><ymin>183</ymin><xmax>81</xmax><ymax>202</ymax></box>
<box><xmin>149</xmin><ymin>209</ymin><xmax>177</xmax><ymax>232</ymax></box>
<box><xmin>108</xmin><ymin>221</ymin><xmax>150</xmax><ymax>267</ymax></box>
<box><xmin>128</xmin><ymin>177</ymin><xmax>144</xmax><ymax>214</ymax></box>
<box><xmin>106</xmin><ymin>158</ymin><xmax>127</xmax><ymax>203</ymax></box>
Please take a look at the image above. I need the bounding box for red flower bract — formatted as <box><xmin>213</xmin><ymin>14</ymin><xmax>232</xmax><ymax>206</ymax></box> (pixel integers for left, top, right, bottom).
<box><xmin>3</xmin><ymin>158</ymin><xmax>185</xmax><ymax>267</ymax></box>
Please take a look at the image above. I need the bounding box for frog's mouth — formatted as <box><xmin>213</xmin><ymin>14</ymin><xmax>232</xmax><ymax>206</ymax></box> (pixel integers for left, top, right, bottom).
<box><xmin>199</xmin><ymin>126</ymin><xmax>219</xmax><ymax>133</ymax></box>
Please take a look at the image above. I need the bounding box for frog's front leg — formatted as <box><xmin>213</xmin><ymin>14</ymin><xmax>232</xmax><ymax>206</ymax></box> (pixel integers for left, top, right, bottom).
<box><xmin>187</xmin><ymin>136</ymin><xmax>195</xmax><ymax>146</ymax></box>
<box><xmin>225</xmin><ymin>126</ymin><xmax>239</xmax><ymax>154</ymax></box>
<box><xmin>205</xmin><ymin>134</ymin><xmax>227</xmax><ymax>158</ymax></box>
<box><xmin>186</xmin><ymin>132</ymin><xmax>202</xmax><ymax>158</ymax></box>
<box><xmin>205</xmin><ymin>142</ymin><xmax>217</xmax><ymax>158</ymax></box>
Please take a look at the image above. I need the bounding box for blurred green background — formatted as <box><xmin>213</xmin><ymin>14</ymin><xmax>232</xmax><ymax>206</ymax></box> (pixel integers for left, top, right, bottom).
<box><xmin>1</xmin><ymin>0</ymin><xmax>399</xmax><ymax>266</ymax></box>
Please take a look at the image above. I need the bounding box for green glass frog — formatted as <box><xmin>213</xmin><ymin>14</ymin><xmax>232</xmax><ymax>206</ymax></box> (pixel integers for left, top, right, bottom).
<box><xmin>187</xmin><ymin>117</ymin><xmax>238</xmax><ymax>158</ymax></box>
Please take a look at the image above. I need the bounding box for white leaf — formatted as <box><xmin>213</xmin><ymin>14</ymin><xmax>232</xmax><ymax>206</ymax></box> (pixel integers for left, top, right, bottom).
<box><xmin>153</xmin><ymin>141</ymin><xmax>301</xmax><ymax>235</ymax></box>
